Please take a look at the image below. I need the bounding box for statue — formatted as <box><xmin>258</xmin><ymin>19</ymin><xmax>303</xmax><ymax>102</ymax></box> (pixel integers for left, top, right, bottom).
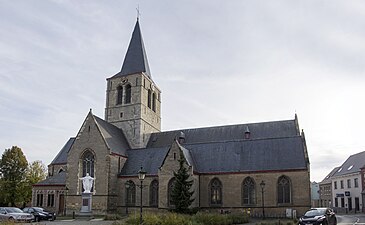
<box><xmin>80</xmin><ymin>173</ymin><xmax>95</xmax><ymax>193</ymax></box>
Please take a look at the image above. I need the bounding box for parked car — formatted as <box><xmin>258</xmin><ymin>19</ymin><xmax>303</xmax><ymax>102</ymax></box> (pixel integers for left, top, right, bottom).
<box><xmin>23</xmin><ymin>207</ymin><xmax>56</xmax><ymax>222</ymax></box>
<box><xmin>299</xmin><ymin>208</ymin><xmax>337</xmax><ymax>225</ymax></box>
<box><xmin>0</xmin><ymin>207</ymin><xmax>34</xmax><ymax>222</ymax></box>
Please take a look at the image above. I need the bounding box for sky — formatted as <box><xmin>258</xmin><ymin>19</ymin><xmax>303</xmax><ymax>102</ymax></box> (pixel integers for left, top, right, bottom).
<box><xmin>0</xmin><ymin>0</ymin><xmax>365</xmax><ymax>182</ymax></box>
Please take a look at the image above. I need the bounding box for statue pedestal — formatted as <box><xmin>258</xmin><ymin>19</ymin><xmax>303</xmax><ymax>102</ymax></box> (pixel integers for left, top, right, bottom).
<box><xmin>80</xmin><ymin>193</ymin><xmax>92</xmax><ymax>213</ymax></box>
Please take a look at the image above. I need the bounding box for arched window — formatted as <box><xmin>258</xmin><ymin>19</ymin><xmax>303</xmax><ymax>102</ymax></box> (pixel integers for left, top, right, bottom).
<box><xmin>278</xmin><ymin>176</ymin><xmax>291</xmax><ymax>204</ymax></box>
<box><xmin>125</xmin><ymin>84</ymin><xmax>131</xmax><ymax>104</ymax></box>
<box><xmin>242</xmin><ymin>177</ymin><xmax>256</xmax><ymax>205</ymax></box>
<box><xmin>126</xmin><ymin>180</ymin><xmax>136</xmax><ymax>206</ymax></box>
<box><xmin>168</xmin><ymin>178</ymin><xmax>176</xmax><ymax>207</ymax></box>
<box><xmin>81</xmin><ymin>150</ymin><xmax>95</xmax><ymax>192</ymax></box>
<box><xmin>117</xmin><ymin>86</ymin><xmax>123</xmax><ymax>105</ymax></box>
<box><xmin>147</xmin><ymin>89</ymin><xmax>152</xmax><ymax>109</ymax></box>
<box><xmin>152</xmin><ymin>92</ymin><xmax>156</xmax><ymax>112</ymax></box>
<box><xmin>210</xmin><ymin>178</ymin><xmax>222</xmax><ymax>205</ymax></box>
<box><xmin>149</xmin><ymin>180</ymin><xmax>159</xmax><ymax>207</ymax></box>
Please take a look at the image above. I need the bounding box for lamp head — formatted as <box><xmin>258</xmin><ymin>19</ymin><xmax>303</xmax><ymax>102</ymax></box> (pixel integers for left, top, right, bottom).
<box><xmin>138</xmin><ymin>166</ymin><xmax>146</xmax><ymax>181</ymax></box>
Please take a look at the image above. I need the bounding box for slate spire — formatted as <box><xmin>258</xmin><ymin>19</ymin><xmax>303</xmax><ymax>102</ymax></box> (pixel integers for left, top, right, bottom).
<box><xmin>120</xmin><ymin>19</ymin><xmax>151</xmax><ymax>78</ymax></box>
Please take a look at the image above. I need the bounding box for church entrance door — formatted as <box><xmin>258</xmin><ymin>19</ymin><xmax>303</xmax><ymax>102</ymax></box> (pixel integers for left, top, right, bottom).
<box><xmin>59</xmin><ymin>194</ymin><xmax>65</xmax><ymax>215</ymax></box>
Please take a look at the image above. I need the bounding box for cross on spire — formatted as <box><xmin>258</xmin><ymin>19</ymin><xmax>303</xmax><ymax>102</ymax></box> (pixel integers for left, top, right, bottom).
<box><xmin>136</xmin><ymin>5</ymin><xmax>141</xmax><ymax>20</ymax></box>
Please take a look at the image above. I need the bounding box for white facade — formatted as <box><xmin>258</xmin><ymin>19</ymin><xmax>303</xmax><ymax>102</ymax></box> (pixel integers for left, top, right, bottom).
<box><xmin>331</xmin><ymin>171</ymin><xmax>362</xmax><ymax>212</ymax></box>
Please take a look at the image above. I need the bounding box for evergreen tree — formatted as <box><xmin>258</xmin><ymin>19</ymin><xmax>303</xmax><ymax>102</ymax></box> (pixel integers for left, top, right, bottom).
<box><xmin>171</xmin><ymin>151</ymin><xmax>194</xmax><ymax>214</ymax></box>
<box><xmin>0</xmin><ymin>146</ymin><xmax>28</xmax><ymax>206</ymax></box>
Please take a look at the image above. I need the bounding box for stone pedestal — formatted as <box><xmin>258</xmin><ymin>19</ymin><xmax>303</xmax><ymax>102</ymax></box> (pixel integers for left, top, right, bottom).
<box><xmin>80</xmin><ymin>193</ymin><xmax>92</xmax><ymax>213</ymax></box>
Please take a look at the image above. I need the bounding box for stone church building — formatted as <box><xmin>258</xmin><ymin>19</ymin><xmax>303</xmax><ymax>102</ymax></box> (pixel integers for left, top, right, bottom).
<box><xmin>32</xmin><ymin>20</ymin><xmax>311</xmax><ymax>217</ymax></box>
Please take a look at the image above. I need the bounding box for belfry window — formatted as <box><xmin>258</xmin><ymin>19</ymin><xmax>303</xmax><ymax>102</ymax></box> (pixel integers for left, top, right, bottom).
<box><xmin>125</xmin><ymin>84</ymin><xmax>131</xmax><ymax>104</ymax></box>
<box><xmin>168</xmin><ymin>178</ymin><xmax>176</xmax><ymax>207</ymax></box>
<box><xmin>82</xmin><ymin>150</ymin><xmax>95</xmax><ymax>192</ymax></box>
<box><xmin>210</xmin><ymin>178</ymin><xmax>222</xmax><ymax>205</ymax></box>
<box><xmin>117</xmin><ymin>86</ymin><xmax>123</xmax><ymax>105</ymax></box>
<box><xmin>242</xmin><ymin>177</ymin><xmax>256</xmax><ymax>205</ymax></box>
<box><xmin>277</xmin><ymin>176</ymin><xmax>291</xmax><ymax>204</ymax></box>
<box><xmin>152</xmin><ymin>92</ymin><xmax>156</xmax><ymax>112</ymax></box>
<box><xmin>147</xmin><ymin>89</ymin><xmax>152</xmax><ymax>108</ymax></box>
<box><xmin>126</xmin><ymin>181</ymin><xmax>136</xmax><ymax>206</ymax></box>
<box><xmin>150</xmin><ymin>179</ymin><xmax>159</xmax><ymax>207</ymax></box>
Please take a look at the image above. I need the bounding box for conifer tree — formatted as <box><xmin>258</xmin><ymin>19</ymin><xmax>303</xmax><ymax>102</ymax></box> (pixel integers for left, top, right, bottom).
<box><xmin>171</xmin><ymin>151</ymin><xmax>194</xmax><ymax>214</ymax></box>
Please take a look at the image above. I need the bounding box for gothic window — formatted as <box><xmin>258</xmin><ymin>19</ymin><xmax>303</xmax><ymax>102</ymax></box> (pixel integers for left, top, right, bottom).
<box><xmin>117</xmin><ymin>86</ymin><xmax>123</xmax><ymax>105</ymax></box>
<box><xmin>168</xmin><ymin>178</ymin><xmax>176</xmax><ymax>207</ymax></box>
<box><xmin>126</xmin><ymin>181</ymin><xmax>136</xmax><ymax>206</ymax></box>
<box><xmin>149</xmin><ymin>179</ymin><xmax>159</xmax><ymax>207</ymax></box>
<box><xmin>82</xmin><ymin>150</ymin><xmax>95</xmax><ymax>192</ymax></box>
<box><xmin>47</xmin><ymin>193</ymin><xmax>55</xmax><ymax>207</ymax></box>
<box><xmin>36</xmin><ymin>193</ymin><xmax>43</xmax><ymax>207</ymax></box>
<box><xmin>147</xmin><ymin>89</ymin><xmax>152</xmax><ymax>109</ymax></box>
<box><xmin>125</xmin><ymin>84</ymin><xmax>131</xmax><ymax>104</ymax></box>
<box><xmin>210</xmin><ymin>178</ymin><xmax>222</xmax><ymax>205</ymax></box>
<box><xmin>277</xmin><ymin>176</ymin><xmax>291</xmax><ymax>204</ymax></box>
<box><xmin>152</xmin><ymin>92</ymin><xmax>156</xmax><ymax>112</ymax></box>
<box><xmin>242</xmin><ymin>177</ymin><xmax>256</xmax><ymax>205</ymax></box>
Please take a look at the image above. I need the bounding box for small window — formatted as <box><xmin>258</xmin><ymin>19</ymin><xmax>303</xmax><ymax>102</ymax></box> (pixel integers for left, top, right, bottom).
<box><xmin>173</xmin><ymin>152</ymin><xmax>177</xmax><ymax>160</ymax></box>
<box><xmin>147</xmin><ymin>89</ymin><xmax>152</xmax><ymax>108</ymax></box>
<box><xmin>47</xmin><ymin>194</ymin><xmax>55</xmax><ymax>207</ymax></box>
<box><xmin>354</xmin><ymin>178</ymin><xmax>359</xmax><ymax>188</ymax></box>
<box><xmin>117</xmin><ymin>86</ymin><xmax>123</xmax><ymax>105</ymax></box>
<box><xmin>120</xmin><ymin>112</ymin><xmax>123</xmax><ymax>118</ymax></box>
<box><xmin>348</xmin><ymin>165</ymin><xmax>354</xmax><ymax>170</ymax></box>
<box><xmin>36</xmin><ymin>194</ymin><xmax>43</xmax><ymax>207</ymax></box>
<box><xmin>347</xmin><ymin>179</ymin><xmax>351</xmax><ymax>188</ymax></box>
<box><xmin>152</xmin><ymin>92</ymin><xmax>156</xmax><ymax>112</ymax></box>
<box><xmin>337</xmin><ymin>168</ymin><xmax>342</xmax><ymax>173</ymax></box>
<box><xmin>334</xmin><ymin>181</ymin><xmax>337</xmax><ymax>189</ymax></box>
<box><xmin>340</xmin><ymin>180</ymin><xmax>344</xmax><ymax>189</ymax></box>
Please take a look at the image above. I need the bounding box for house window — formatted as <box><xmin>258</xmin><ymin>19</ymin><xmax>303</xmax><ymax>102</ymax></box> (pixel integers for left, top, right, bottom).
<box><xmin>355</xmin><ymin>178</ymin><xmax>359</xmax><ymax>188</ymax></box>
<box><xmin>117</xmin><ymin>86</ymin><xmax>123</xmax><ymax>105</ymax></box>
<box><xmin>335</xmin><ymin>198</ymin><xmax>338</xmax><ymax>207</ymax></box>
<box><xmin>147</xmin><ymin>89</ymin><xmax>152</xmax><ymax>108</ymax></box>
<box><xmin>347</xmin><ymin>179</ymin><xmax>351</xmax><ymax>188</ymax></box>
<box><xmin>334</xmin><ymin>181</ymin><xmax>337</xmax><ymax>189</ymax></box>
<box><xmin>36</xmin><ymin>194</ymin><xmax>43</xmax><ymax>207</ymax></box>
<box><xmin>168</xmin><ymin>178</ymin><xmax>176</xmax><ymax>207</ymax></box>
<box><xmin>149</xmin><ymin>180</ymin><xmax>159</xmax><ymax>207</ymax></box>
<box><xmin>126</xmin><ymin>181</ymin><xmax>136</xmax><ymax>206</ymax></box>
<box><xmin>277</xmin><ymin>176</ymin><xmax>291</xmax><ymax>204</ymax></box>
<box><xmin>125</xmin><ymin>84</ymin><xmax>131</xmax><ymax>104</ymax></box>
<box><xmin>340</xmin><ymin>180</ymin><xmax>344</xmax><ymax>189</ymax></box>
<box><xmin>242</xmin><ymin>177</ymin><xmax>255</xmax><ymax>205</ymax></box>
<box><xmin>47</xmin><ymin>194</ymin><xmax>55</xmax><ymax>207</ymax></box>
<box><xmin>82</xmin><ymin>150</ymin><xmax>95</xmax><ymax>192</ymax></box>
<box><xmin>210</xmin><ymin>178</ymin><xmax>222</xmax><ymax>205</ymax></box>
<box><xmin>152</xmin><ymin>92</ymin><xmax>156</xmax><ymax>112</ymax></box>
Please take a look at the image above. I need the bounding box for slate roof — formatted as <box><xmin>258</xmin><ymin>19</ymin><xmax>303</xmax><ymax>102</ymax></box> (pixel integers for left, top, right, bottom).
<box><xmin>320</xmin><ymin>167</ymin><xmax>339</xmax><ymax>184</ymax></box>
<box><xmin>147</xmin><ymin>119</ymin><xmax>299</xmax><ymax>148</ymax></box>
<box><xmin>94</xmin><ymin>115</ymin><xmax>130</xmax><ymax>157</ymax></box>
<box><xmin>34</xmin><ymin>171</ymin><xmax>66</xmax><ymax>186</ymax></box>
<box><xmin>120</xmin><ymin>147</ymin><xmax>170</xmax><ymax>176</ymax></box>
<box><xmin>186</xmin><ymin>136</ymin><xmax>307</xmax><ymax>173</ymax></box>
<box><xmin>332</xmin><ymin>151</ymin><xmax>365</xmax><ymax>177</ymax></box>
<box><xmin>50</xmin><ymin>138</ymin><xmax>75</xmax><ymax>165</ymax></box>
<box><xmin>111</xmin><ymin>20</ymin><xmax>151</xmax><ymax>79</ymax></box>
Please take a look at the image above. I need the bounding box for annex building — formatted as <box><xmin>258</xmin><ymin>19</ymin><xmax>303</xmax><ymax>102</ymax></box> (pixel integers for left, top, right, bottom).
<box><xmin>32</xmin><ymin>19</ymin><xmax>311</xmax><ymax>217</ymax></box>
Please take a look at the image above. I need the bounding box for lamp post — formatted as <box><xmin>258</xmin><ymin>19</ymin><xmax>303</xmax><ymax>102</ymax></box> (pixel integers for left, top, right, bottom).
<box><xmin>260</xmin><ymin>180</ymin><xmax>266</xmax><ymax>219</ymax></box>
<box><xmin>138</xmin><ymin>167</ymin><xmax>146</xmax><ymax>225</ymax></box>
<box><xmin>125</xmin><ymin>181</ymin><xmax>130</xmax><ymax>215</ymax></box>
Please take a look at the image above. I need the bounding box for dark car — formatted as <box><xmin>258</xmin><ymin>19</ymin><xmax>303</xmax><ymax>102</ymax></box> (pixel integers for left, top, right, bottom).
<box><xmin>299</xmin><ymin>208</ymin><xmax>337</xmax><ymax>225</ymax></box>
<box><xmin>23</xmin><ymin>207</ymin><xmax>56</xmax><ymax>222</ymax></box>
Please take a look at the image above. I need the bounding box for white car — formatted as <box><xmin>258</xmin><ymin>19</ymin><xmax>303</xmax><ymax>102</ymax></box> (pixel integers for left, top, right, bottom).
<box><xmin>0</xmin><ymin>207</ymin><xmax>34</xmax><ymax>222</ymax></box>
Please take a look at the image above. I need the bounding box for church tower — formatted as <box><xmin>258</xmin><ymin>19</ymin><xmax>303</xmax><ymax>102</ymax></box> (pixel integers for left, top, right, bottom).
<box><xmin>105</xmin><ymin>20</ymin><xmax>161</xmax><ymax>149</ymax></box>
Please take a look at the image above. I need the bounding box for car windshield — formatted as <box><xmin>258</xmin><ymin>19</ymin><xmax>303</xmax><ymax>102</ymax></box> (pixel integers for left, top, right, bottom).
<box><xmin>304</xmin><ymin>209</ymin><xmax>326</xmax><ymax>217</ymax></box>
<box><xmin>34</xmin><ymin>207</ymin><xmax>44</xmax><ymax>212</ymax></box>
<box><xmin>5</xmin><ymin>208</ymin><xmax>23</xmax><ymax>213</ymax></box>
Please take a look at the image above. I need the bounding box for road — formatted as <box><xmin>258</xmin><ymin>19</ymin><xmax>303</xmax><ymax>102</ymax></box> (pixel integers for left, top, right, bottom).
<box><xmin>338</xmin><ymin>214</ymin><xmax>365</xmax><ymax>225</ymax></box>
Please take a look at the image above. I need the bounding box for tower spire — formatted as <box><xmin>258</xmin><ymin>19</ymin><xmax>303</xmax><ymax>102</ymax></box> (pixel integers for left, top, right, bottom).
<box><xmin>118</xmin><ymin>20</ymin><xmax>151</xmax><ymax>78</ymax></box>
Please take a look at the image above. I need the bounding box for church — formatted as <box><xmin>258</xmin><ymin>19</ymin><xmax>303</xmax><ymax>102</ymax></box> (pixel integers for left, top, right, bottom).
<box><xmin>32</xmin><ymin>19</ymin><xmax>311</xmax><ymax>217</ymax></box>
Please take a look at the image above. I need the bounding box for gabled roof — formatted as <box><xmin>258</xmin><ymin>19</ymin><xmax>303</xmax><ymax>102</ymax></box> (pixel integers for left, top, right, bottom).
<box><xmin>34</xmin><ymin>171</ymin><xmax>66</xmax><ymax>186</ymax></box>
<box><xmin>332</xmin><ymin>151</ymin><xmax>365</xmax><ymax>177</ymax></box>
<box><xmin>93</xmin><ymin>115</ymin><xmax>130</xmax><ymax>157</ymax></box>
<box><xmin>111</xmin><ymin>20</ymin><xmax>151</xmax><ymax>79</ymax></box>
<box><xmin>147</xmin><ymin>119</ymin><xmax>299</xmax><ymax>148</ymax></box>
<box><xmin>50</xmin><ymin>138</ymin><xmax>75</xmax><ymax>165</ymax></box>
<box><xmin>185</xmin><ymin>136</ymin><xmax>307</xmax><ymax>174</ymax></box>
<box><xmin>320</xmin><ymin>167</ymin><xmax>339</xmax><ymax>184</ymax></box>
<box><xmin>119</xmin><ymin>147</ymin><xmax>170</xmax><ymax>176</ymax></box>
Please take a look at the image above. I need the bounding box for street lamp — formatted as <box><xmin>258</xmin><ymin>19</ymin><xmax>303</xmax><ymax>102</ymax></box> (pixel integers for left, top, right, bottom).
<box><xmin>125</xmin><ymin>181</ymin><xmax>130</xmax><ymax>215</ymax></box>
<box><xmin>260</xmin><ymin>180</ymin><xmax>266</xmax><ymax>219</ymax></box>
<box><xmin>138</xmin><ymin>167</ymin><xmax>146</xmax><ymax>225</ymax></box>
